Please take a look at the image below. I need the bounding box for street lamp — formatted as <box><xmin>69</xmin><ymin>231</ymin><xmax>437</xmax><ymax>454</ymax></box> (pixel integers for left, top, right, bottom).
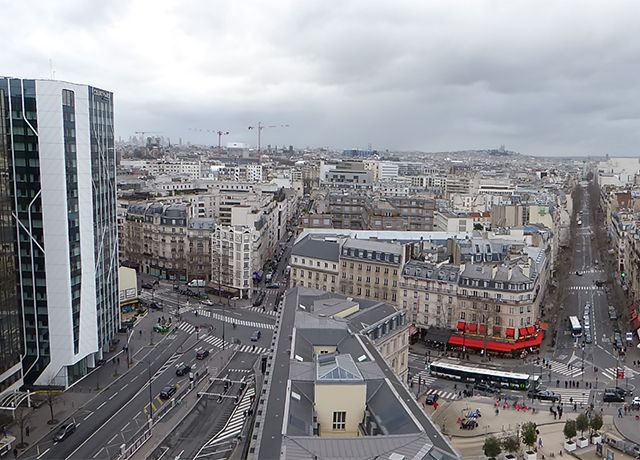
<box><xmin>147</xmin><ymin>361</ymin><xmax>153</xmax><ymax>426</ymax></box>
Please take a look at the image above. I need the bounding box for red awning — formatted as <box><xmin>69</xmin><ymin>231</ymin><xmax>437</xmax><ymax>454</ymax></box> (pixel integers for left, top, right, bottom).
<box><xmin>506</xmin><ymin>328</ymin><xmax>515</xmax><ymax>337</ymax></box>
<box><xmin>526</xmin><ymin>326</ymin><xmax>536</xmax><ymax>336</ymax></box>
<box><xmin>479</xmin><ymin>324</ymin><xmax>487</xmax><ymax>335</ymax></box>
<box><xmin>518</xmin><ymin>327</ymin><xmax>528</xmax><ymax>339</ymax></box>
<box><xmin>632</xmin><ymin>309</ymin><xmax>638</xmax><ymax>319</ymax></box>
<box><xmin>448</xmin><ymin>335</ymin><xmax>515</xmax><ymax>353</ymax></box>
<box><xmin>512</xmin><ymin>333</ymin><xmax>544</xmax><ymax>350</ymax></box>
<box><xmin>457</xmin><ymin>321</ymin><xmax>466</xmax><ymax>331</ymax></box>
<box><xmin>492</xmin><ymin>325</ymin><xmax>501</xmax><ymax>332</ymax></box>
<box><xmin>467</xmin><ymin>323</ymin><xmax>478</xmax><ymax>333</ymax></box>
<box><xmin>629</xmin><ymin>304</ymin><xmax>638</xmax><ymax>315</ymax></box>
<box><xmin>409</xmin><ymin>324</ymin><xmax>418</xmax><ymax>336</ymax></box>
<box><xmin>632</xmin><ymin>316</ymin><xmax>640</xmax><ymax>329</ymax></box>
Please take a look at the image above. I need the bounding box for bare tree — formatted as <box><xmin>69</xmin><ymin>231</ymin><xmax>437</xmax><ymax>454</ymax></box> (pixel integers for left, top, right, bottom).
<box><xmin>44</xmin><ymin>382</ymin><xmax>60</xmax><ymax>425</ymax></box>
<box><xmin>13</xmin><ymin>405</ymin><xmax>31</xmax><ymax>449</ymax></box>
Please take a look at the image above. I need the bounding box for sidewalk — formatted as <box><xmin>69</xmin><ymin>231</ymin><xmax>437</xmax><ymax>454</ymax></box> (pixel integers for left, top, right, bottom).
<box><xmin>613</xmin><ymin>411</ymin><xmax>640</xmax><ymax>445</ymax></box>
<box><xmin>9</xmin><ymin>311</ymin><xmax>164</xmax><ymax>456</ymax></box>
<box><xmin>425</xmin><ymin>396</ymin><xmax>631</xmax><ymax>459</ymax></box>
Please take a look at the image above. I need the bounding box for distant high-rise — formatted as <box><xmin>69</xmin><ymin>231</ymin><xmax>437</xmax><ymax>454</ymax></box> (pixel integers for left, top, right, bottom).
<box><xmin>0</xmin><ymin>77</ymin><xmax>119</xmax><ymax>387</ymax></box>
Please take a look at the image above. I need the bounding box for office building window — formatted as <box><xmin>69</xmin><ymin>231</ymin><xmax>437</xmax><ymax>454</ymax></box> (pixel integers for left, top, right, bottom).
<box><xmin>332</xmin><ymin>411</ymin><xmax>346</xmax><ymax>431</ymax></box>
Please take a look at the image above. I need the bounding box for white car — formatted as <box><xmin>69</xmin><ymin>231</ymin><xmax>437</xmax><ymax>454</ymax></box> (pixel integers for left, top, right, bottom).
<box><xmin>200</xmin><ymin>299</ymin><xmax>214</xmax><ymax>306</ymax></box>
<box><xmin>626</xmin><ymin>332</ymin><xmax>634</xmax><ymax>343</ymax></box>
<box><xmin>584</xmin><ymin>318</ymin><xmax>590</xmax><ymax>328</ymax></box>
<box><xmin>632</xmin><ymin>396</ymin><xmax>640</xmax><ymax>407</ymax></box>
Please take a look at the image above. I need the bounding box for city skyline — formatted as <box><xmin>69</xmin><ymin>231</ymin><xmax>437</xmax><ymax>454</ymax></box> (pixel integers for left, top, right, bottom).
<box><xmin>4</xmin><ymin>1</ymin><xmax>640</xmax><ymax>156</ymax></box>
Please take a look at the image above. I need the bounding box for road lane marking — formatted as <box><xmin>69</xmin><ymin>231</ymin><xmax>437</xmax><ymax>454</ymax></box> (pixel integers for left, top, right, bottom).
<box><xmin>108</xmin><ymin>434</ymin><xmax>118</xmax><ymax>444</ymax></box>
<box><xmin>120</xmin><ymin>383</ymin><xmax>128</xmax><ymax>391</ymax></box>
<box><xmin>108</xmin><ymin>392</ymin><xmax>118</xmax><ymax>400</ymax></box>
<box><xmin>122</xmin><ymin>422</ymin><xmax>130</xmax><ymax>431</ymax></box>
<box><xmin>134</xmin><ymin>411</ymin><xmax>141</xmax><ymax>418</ymax></box>
<box><xmin>36</xmin><ymin>448</ymin><xmax>50</xmax><ymax>459</ymax></box>
<box><xmin>83</xmin><ymin>412</ymin><xmax>94</xmax><ymax>421</ymax></box>
<box><xmin>96</xmin><ymin>401</ymin><xmax>107</xmax><ymax>410</ymax></box>
<box><xmin>92</xmin><ymin>447</ymin><xmax>104</xmax><ymax>458</ymax></box>
<box><xmin>131</xmin><ymin>375</ymin><xmax>139</xmax><ymax>382</ymax></box>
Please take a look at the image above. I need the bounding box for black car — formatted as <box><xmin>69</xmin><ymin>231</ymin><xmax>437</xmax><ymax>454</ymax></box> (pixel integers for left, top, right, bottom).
<box><xmin>53</xmin><ymin>422</ymin><xmax>76</xmax><ymax>442</ymax></box>
<box><xmin>266</xmin><ymin>283</ymin><xmax>280</xmax><ymax>289</ymax></box>
<box><xmin>425</xmin><ymin>394</ymin><xmax>439</xmax><ymax>405</ymax></box>
<box><xmin>606</xmin><ymin>387</ymin><xmax>628</xmax><ymax>397</ymax></box>
<box><xmin>576</xmin><ymin>271</ymin><xmax>582</xmax><ymax>276</ymax></box>
<box><xmin>460</xmin><ymin>418</ymin><xmax>478</xmax><ymax>430</ymax></box>
<box><xmin>160</xmin><ymin>385</ymin><xmax>177</xmax><ymax>399</ymax></box>
<box><xmin>250</xmin><ymin>330</ymin><xmax>262</xmax><ymax>341</ymax></box>
<box><xmin>528</xmin><ymin>389</ymin><xmax>561</xmax><ymax>402</ymax></box>
<box><xmin>196</xmin><ymin>349</ymin><xmax>209</xmax><ymax>360</ymax></box>
<box><xmin>603</xmin><ymin>391</ymin><xmax>625</xmax><ymax>403</ymax></box>
<box><xmin>253</xmin><ymin>292</ymin><xmax>266</xmax><ymax>307</ymax></box>
<box><xmin>474</xmin><ymin>382</ymin><xmax>499</xmax><ymax>394</ymax></box>
<box><xmin>176</xmin><ymin>364</ymin><xmax>191</xmax><ymax>376</ymax></box>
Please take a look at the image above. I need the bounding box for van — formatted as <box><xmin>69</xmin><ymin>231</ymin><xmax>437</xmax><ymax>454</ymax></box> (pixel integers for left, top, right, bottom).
<box><xmin>188</xmin><ymin>279</ymin><xmax>206</xmax><ymax>288</ymax></box>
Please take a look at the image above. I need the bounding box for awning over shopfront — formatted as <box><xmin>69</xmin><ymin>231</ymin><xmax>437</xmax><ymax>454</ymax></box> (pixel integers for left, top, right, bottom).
<box><xmin>632</xmin><ymin>316</ymin><xmax>640</xmax><ymax>329</ymax></box>
<box><xmin>526</xmin><ymin>326</ymin><xmax>536</xmax><ymax>336</ymax></box>
<box><xmin>457</xmin><ymin>321</ymin><xmax>466</xmax><ymax>332</ymax></box>
<box><xmin>424</xmin><ymin>327</ymin><xmax>453</xmax><ymax>344</ymax></box>
<box><xmin>518</xmin><ymin>327</ymin><xmax>528</xmax><ymax>339</ymax></box>
<box><xmin>506</xmin><ymin>328</ymin><xmax>515</xmax><ymax>338</ymax></box>
<box><xmin>479</xmin><ymin>324</ymin><xmax>487</xmax><ymax>335</ymax></box>
<box><xmin>466</xmin><ymin>323</ymin><xmax>477</xmax><ymax>333</ymax></box>
<box><xmin>512</xmin><ymin>333</ymin><xmax>544</xmax><ymax>349</ymax></box>
<box><xmin>409</xmin><ymin>324</ymin><xmax>418</xmax><ymax>336</ymax></box>
<box><xmin>447</xmin><ymin>332</ymin><xmax>544</xmax><ymax>353</ymax></box>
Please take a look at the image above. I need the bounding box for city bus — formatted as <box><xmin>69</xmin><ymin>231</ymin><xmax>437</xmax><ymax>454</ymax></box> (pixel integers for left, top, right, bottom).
<box><xmin>428</xmin><ymin>359</ymin><xmax>538</xmax><ymax>390</ymax></box>
<box><xmin>569</xmin><ymin>316</ymin><xmax>583</xmax><ymax>337</ymax></box>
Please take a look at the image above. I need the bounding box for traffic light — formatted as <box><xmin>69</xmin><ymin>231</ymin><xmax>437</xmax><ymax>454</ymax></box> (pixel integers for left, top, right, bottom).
<box><xmin>621</xmin><ymin>272</ymin><xmax>626</xmax><ymax>279</ymax></box>
<box><xmin>616</xmin><ymin>368</ymin><xmax>624</xmax><ymax>379</ymax></box>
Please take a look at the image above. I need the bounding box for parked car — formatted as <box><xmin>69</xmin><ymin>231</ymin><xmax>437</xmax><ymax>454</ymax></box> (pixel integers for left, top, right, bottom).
<box><xmin>200</xmin><ymin>299</ymin><xmax>214</xmax><ymax>306</ymax></box>
<box><xmin>176</xmin><ymin>364</ymin><xmax>191</xmax><ymax>376</ymax></box>
<box><xmin>528</xmin><ymin>389</ymin><xmax>561</xmax><ymax>402</ymax></box>
<box><xmin>585</xmin><ymin>332</ymin><xmax>593</xmax><ymax>344</ymax></box>
<box><xmin>53</xmin><ymin>422</ymin><xmax>76</xmax><ymax>442</ymax></box>
<box><xmin>576</xmin><ymin>271</ymin><xmax>582</xmax><ymax>276</ymax></box>
<box><xmin>631</xmin><ymin>396</ymin><xmax>640</xmax><ymax>407</ymax></box>
<box><xmin>196</xmin><ymin>349</ymin><xmax>210</xmax><ymax>360</ymax></box>
<box><xmin>160</xmin><ymin>385</ymin><xmax>177</xmax><ymax>399</ymax></box>
<box><xmin>250</xmin><ymin>330</ymin><xmax>262</xmax><ymax>341</ymax></box>
<box><xmin>424</xmin><ymin>394</ymin><xmax>439</xmax><ymax>405</ymax></box>
<box><xmin>626</xmin><ymin>332</ymin><xmax>634</xmax><ymax>343</ymax></box>
<box><xmin>266</xmin><ymin>283</ymin><xmax>280</xmax><ymax>289</ymax></box>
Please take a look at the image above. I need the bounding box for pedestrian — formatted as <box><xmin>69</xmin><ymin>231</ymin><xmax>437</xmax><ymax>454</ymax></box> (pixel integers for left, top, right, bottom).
<box><xmin>565</xmin><ymin>381</ymin><xmax>568</xmax><ymax>389</ymax></box>
<box><xmin>618</xmin><ymin>408</ymin><xmax>623</xmax><ymax>418</ymax></box>
<box><xmin>139</xmin><ymin>330</ymin><xmax>142</xmax><ymax>336</ymax></box>
<box><xmin>538</xmin><ymin>438</ymin><xmax>543</xmax><ymax>448</ymax></box>
<box><xmin>26</xmin><ymin>426</ymin><xmax>30</xmax><ymax>437</ymax></box>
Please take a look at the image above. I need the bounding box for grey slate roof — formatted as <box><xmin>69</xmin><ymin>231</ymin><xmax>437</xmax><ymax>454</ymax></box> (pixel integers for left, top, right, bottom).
<box><xmin>291</xmin><ymin>235</ymin><xmax>341</xmax><ymax>262</ymax></box>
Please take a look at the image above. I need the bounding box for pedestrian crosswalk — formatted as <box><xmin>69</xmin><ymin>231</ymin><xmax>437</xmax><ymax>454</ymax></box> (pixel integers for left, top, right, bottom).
<box><xmin>176</xmin><ymin>322</ymin><xmax>196</xmax><ymax>334</ymax></box>
<box><xmin>569</xmin><ymin>286</ymin><xmax>603</xmax><ymax>291</ymax></box>
<box><xmin>547</xmin><ymin>359</ymin><xmax>584</xmax><ymax>378</ymax></box>
<box><xmin>411</xmin><ymin>370</ymin><xmax>435</xmax><ymax>387</ymax></box>
<box><xmin>245</xmin><ymin>306</ymin><xmax>278</xmax><ymax>316</ymax></box>
<box><xmin>202</xmin><ymin>334</ymin><xmax>228</xmax><ymax>350</ymax></box>
<box><xmin>195</xmin><ymin>309</ymin><xmax>276</xmax><ymax>330</ymax></box>
<box><xmin>543</xmin><ymin>388</ymin><xmax>591</xmax><ymax>405</ymax></box>
<box><xmin>424</xmin><ymin>388</ymin><xmax>458</xmax><ymax>400</ymax></box>
<box><xmin>236</xmin><ymin>344</ymin><xmax>270</xmax><ymax>355</ymax></box>
<box><xmin>601</xmin><ymin>366</ymin><xmax>638</xmax><ymax>380</ymax></box>
<box><xmin>202</xmin><ymin>386</ymin><xmax>255</xmax><ymax>448</ymax></box>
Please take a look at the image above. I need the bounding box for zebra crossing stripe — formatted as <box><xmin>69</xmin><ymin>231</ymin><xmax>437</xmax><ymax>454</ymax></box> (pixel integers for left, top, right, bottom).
<box><xmin>548</xmin><ymin>360</ymin><xmax>583</xmax><ymax>378</ymax></box>
<box><xmin>196</xmin><ymin>309</ymin><xmax>276</xmax><ymax>330</ymax></box>
<box><xmin>424</xmin><ymin>388</ymin><xmax>457</xmax><ymax>400</ymax></box>
<box><xmin>206</xmin><ymin>387</ymin><xmax>255</xmax><ymax>445</ymax></box>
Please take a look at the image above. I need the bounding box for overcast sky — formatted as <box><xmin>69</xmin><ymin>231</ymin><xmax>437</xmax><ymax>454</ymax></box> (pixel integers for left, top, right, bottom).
<box><xmin>3</xmin><ymin>0</ymin><xmax>640</xmax><ymax>156</ymax></box>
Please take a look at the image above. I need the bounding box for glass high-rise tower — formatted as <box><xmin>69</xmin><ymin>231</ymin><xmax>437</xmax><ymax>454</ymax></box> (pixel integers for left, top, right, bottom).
<box><xmin>0</xmin><ymin>78</ymin><xmax>119</xmax><ymax>388</ymax></box>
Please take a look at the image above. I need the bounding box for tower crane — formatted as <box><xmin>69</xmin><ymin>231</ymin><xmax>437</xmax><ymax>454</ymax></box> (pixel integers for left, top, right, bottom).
<box><xmin>247</xmin><ymin>123</ymin><xmax>289</xmax><ymax>153</ymax></box>
<box><xmin>188</xmin><ymin>128</ymin><xmax>230</xmax><ymax>150</ymax></box>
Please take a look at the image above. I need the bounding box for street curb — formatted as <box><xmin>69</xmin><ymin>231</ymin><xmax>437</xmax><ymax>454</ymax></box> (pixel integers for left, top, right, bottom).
<box><xmin>131</xmin><ymin>349</ymin><xmax>238</xmax><ymax>459</ymax></box>
<box><xmin>17</xmin><ymin>329</ymin><xmax>177</xmax><ymax>456</ymax></box>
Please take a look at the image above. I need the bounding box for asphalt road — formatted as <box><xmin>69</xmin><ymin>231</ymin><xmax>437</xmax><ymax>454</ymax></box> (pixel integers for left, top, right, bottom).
<box><xmin>148</xmin><ymin>352</ymin><xmax>258</xmax><ymax>460</ymax></box>
<box><xmin>20</xmin><ymin>327</ymin><xmax>196</xmax><ymax>460</ymax></box>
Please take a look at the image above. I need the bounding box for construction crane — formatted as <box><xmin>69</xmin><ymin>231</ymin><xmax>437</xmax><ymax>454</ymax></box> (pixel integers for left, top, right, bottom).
<box><xmin>248</xmin><ymin>122</ymin><xmax>289</xmax><ymax>153</ymax></box>
<box><xmin>189</xmin><ymin>128</ymin><xmax>230</xmax><ymax>150</ymax></box>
